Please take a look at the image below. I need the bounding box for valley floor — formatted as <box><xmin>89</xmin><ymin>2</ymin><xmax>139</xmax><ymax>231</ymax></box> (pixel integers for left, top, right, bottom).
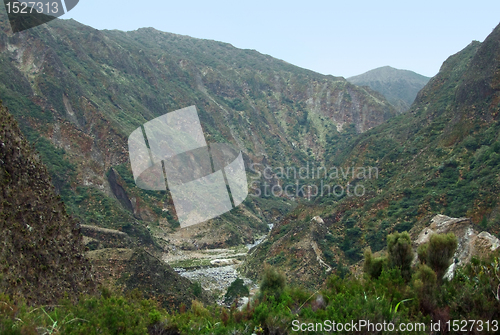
<box><xmin>162</xmin><ymin>234</ymin><xmax>269</xmax><ymax>303</ymax></box>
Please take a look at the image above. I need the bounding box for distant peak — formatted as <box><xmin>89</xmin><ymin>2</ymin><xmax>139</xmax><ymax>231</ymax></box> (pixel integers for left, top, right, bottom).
<box><xmin>348</xmin><ymin>66</ymin><xmax>430</xmax><ymax>81</ymax></box>
<box><xmin>347</xmin><ymin>65</ymin><xmax>431</xmax><ymax>114</ymax></box>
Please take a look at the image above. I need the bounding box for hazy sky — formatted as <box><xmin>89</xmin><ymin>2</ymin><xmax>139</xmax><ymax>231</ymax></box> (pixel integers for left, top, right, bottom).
<box><xmin>62</xmin><ymin>0</ymin><xmax>500</xmax><ymax>78</ymax></box>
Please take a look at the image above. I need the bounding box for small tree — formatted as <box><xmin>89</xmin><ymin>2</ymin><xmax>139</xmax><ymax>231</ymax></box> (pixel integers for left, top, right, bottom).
<box><xmin>417</xmin><ymin>243</ymin><xmax>429</xmax><ymax>265</ymax></box>
<box><xmin>413</xmin><ymin>264</ymin><xmax>438</xmax><ymax>313</ymax></box>
<box><xmin>387</xmin><ymin>232</ymin><xmax>414</xmax><ymax>281</ymax></box>
<box><xmin>191</xmin><ymin>281</ymin><xmax>203</xmax><ymax>298</ymax></box>
<box><xmin>224</xmin><ymin>278</ymin><xmax>249</xmax><ymax>305</ymax></box>
<box><xmin>259</xmin><ymin>265</ymin><xmax>286</xmax><ymax>302</ymax></box>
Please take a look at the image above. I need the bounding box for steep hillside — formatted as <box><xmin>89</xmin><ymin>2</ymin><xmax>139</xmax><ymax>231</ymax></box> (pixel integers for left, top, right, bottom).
<box><xmin>0</xmin><ymin>100</ymin><xmax>96</xmax><ymax>305</ymax></box>
<box><xmin>0</xmin><ymin>10</ymin><xmax>396</xmax><ymax>249</ymax></box>
<box><xmin>87</xmin><ymin>248</ymin><xmax>212</xmax><ymax>310</ymax></box>
<box><xmin>244</xmin><ymin>23</ymin><xmax>500</xmax><ymax>288</ymax></box>
<box><xmin>348</xmin><ymin>66</ymin><xmax>430</xmax><ymax>113</ymax></box>
<box><xmin>1</xmin><ymin>98</ymin><xmax>213</xmax><ymax>310</ymax></box>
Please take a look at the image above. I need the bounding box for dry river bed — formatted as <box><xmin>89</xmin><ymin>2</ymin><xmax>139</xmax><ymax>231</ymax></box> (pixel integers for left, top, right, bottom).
<box><xmin>162</xmin><ymin>236</ymin><xmax>267</xmax><ymax>304</ymax></box>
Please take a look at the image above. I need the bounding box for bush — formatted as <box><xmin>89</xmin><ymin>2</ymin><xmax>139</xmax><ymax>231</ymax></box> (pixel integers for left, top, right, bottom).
<box><xmin>259</xmin><ymin>265</ymin><xmax>286</xmax><ymax>302</ymax></box>
<box><xmin>191</xmin><ymin>282</ymin><xmax>203</xmax><ymax>298</ymax></box>
<box><xmin>417</xmin><ymin>243</ymin><xmax>429</xmax><ymax>264</ymax></box>
<box><xmin>424</xmin><ymin>233</ymin><xmax>458</xmax><ymax>279</ymax></box>
<box><xmin>413</xmin><ymin>264</ymin><xmax>438</xmax><ymax>313</ymax></box>
<box><xmin>387</xmin><ymin>232</ymin><xmax>414</xmax><ymax>281</ymax></box>
<box><xmin>0</xmin><ymin>291</ymin><xmax>163</xmax><ymax>335</ymax></box>
<box><xmin>363</xmin><ymin>248</ymin><xmax>386</xmax><ymax>279</ymax></box>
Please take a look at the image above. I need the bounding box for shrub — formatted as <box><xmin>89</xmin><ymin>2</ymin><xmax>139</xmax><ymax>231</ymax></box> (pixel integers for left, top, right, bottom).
<box><xmin>417</xmin><ymin>243</ymin><xmax>429</xmax><ymax>264</ymax></box>
<box><xmin>191</xmin><ymin>282</ymin><xmax>203</xmax><ymax>298</ymax></box>
<box><xmin>387</xmin><ymin>232</ymin><xmax>414</xmax><ymax>281</ymax></box>
<box><xmin>425</xmin><ymin>233</ymin><xmax>458</xmax><ymax>279</ymax></box>
<box><xmin>363</xmin><ymin>248</ymin><xmax>386</xmax><ymax>279</ymax></box>
<box><xmin>413</xmin><ymin>264</ymin><xmax>438</xmax><ymax>314</ymax></box>
<box><xmin>259</xmin><ymin>265</ymin><xmax>286</xmax><ymax>302</ymax></box>
<box><xmin>414</xmin><ymin>264</ymin><xmax>437</xmax><ymax>286</ymax></box>
<box><xmin>190</xmin><ymin>300</ymin><xmax>210</xmax><ymax>318</ymax></box>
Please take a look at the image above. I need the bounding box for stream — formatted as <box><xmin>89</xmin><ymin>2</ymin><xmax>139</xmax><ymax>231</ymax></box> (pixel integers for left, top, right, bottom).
<box><xmin>164</xmin><ymin>226</ymin><xmax>272</xmax><ymax>303</ymax></box>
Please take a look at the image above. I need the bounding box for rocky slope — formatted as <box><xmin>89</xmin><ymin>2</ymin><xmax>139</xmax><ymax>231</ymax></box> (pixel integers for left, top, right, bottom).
<box><xmin>0</xmin><ymin>100</ymin><xmax>96</xmax><ymax>305</ymax></box>
<box><xmin>77</xmin><ymin>215</ymin><xmax>214</xmax><ymax>309</ymax></box>
<box><xmin>348</xmin><ymin>66</ymin><xmax>430</xmax><ymax>113</ymax></box>
<box><xmin>0</xmin><ymin>10</ymin><xmax>397</xmax><ymax>249</ymax></box>
<box><xmin>1</xmin><ymin>97</ymin><xmax>216</xmax><ymax>310</ymax></box>
<box><xmin>87</xmin><ymin>248</ymin><xmax>212</xmax><ymax>310</ymax></box>
<box><xmin>241</xmin><ymin>214</ymin><xmax>337</xmax><ymax>289</ymax></box>
<box><xmin>243</xmin><ymin>23</ymin><xmax>500</xmax><ymax>288</ymax></box>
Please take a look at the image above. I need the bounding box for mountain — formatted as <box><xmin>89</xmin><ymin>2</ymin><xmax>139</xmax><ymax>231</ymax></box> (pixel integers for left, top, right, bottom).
<box><xmin>1</xmin><ymin>10</ymin><xmax>499</xmax><ymax>334</ymax></box>
<box><xmin>348</xmin><ymin>66</ymin><xmax>430</xmax><ymax>113</ymax></box>
<box><xmin>0</xmin><ymin>99</ymin><xmax>211</xmax><ymax>311</ymax></box>
<box><xmin>243</xmin><ymin>23</ymin><xmax>500</xmax><ymax>288</ymax></box>
<box><xmin>0</xmin><ymin>100</ymin><xmax>96</xmax><ymax>305</ymax></box>
<box><xmin>0</xmin><ymin>10</ymin><xmax>396</xmax><ymax>250</ymax></box>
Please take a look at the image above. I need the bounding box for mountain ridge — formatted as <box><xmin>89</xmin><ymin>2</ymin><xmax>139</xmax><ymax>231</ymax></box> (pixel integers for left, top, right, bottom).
<box><xmin>0</xmin><ymin>10</ymin><xmax>397</xmax><ymax>250</ymax></box>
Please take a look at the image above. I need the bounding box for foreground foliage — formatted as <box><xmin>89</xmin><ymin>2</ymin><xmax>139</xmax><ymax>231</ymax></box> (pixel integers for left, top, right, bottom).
<box><xmin>1</xmin><ymin>250</ymin><xmax>498</xmax><ymax>334</ymax></box>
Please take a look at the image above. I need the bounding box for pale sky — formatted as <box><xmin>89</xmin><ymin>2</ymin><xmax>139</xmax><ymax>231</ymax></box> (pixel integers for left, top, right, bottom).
<box><xmin>60</xmin><ymin>0</ymin><xmax>500</xmax><ymax>78</ymax></box>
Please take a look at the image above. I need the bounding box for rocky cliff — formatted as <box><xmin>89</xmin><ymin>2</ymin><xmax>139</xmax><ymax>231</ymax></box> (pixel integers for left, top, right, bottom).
<box><xmin>0</xmin><ymin>100</ymin><xmax>96</xmax><ymax>305</ymax></box>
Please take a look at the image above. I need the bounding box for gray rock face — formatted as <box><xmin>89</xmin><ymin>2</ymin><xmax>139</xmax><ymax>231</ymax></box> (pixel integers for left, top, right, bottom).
<box><xmin>414</xmin><ymin>214</ymin><xmax>500</xmax><ymax>280</ymax></box>
<box><xmin>107</xmin><ymin>168</ymin><xmax>134</xmax><ymax>213</ymax></box>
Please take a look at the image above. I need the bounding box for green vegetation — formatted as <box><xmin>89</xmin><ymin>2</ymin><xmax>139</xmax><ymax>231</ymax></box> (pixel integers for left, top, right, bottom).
<box><xmin>363</xmin><ymin>248</ymin><xmax>386</xmax><ymax>279</ymax></box>
<box><xmin>387</xmin><ymin>232</ymin><xmax>414</xmax><ymax>281</ymax></box>
<box><xmin>2</xmin><ymin>10</ymin><xmax>500</xmax><ymax>335</ymax></box>
<box><xmin>258</xmin><ymin>266</ymin><xmax>287</xmax><ymax>302</ymax></box>
<box><xmin>224</xmin><ymin>279</ymin><xmax>249</xmax><ymax>305</ymax></box>
<box><xmin>169</xmin><ymin>258</ymin><xmax>212</xmax><ymax>269</ymax></box>
<box><xmin>418</xmin><ymin>233</ymin><xmax>458</xmax><ymax>279</ymax></box>
<box><xmin>1</xmin><ymin>246</ymin><xmax>498</xmax><ymax>334</ymax></box>
<box><xmin>246</xmin><ymin>23</ymin><xmax>500</xmax><ymax>286</ymax></box>
<box><xmin>0</xmin><ymin>6</ymin><xmax>398</xmax><ymax>252</ymax></box>
<box><xmin>0</xmin><ymin>290</ymin><xmax>162</xmax><ymax>335</ymax></box>
<box><xmin>0</xmin><ymin>101</ymin><xmax>96</xmax><ymax>306</ymax></box>
<box><xmin>364</xmin><ymin>231</ymin><xmax>454</xmax><ymax>287</ymax></box>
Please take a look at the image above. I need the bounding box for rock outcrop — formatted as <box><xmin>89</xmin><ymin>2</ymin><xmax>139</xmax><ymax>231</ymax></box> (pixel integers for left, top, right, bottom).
<box><xmin>242</xmin><ymin>213</ymin><xmax>336</xmax><ymax>289</ymax></box>
<box><xmin>414</xmin><ymin>214</ymin><xmax>500</xmax><ymax>279</ymax></box>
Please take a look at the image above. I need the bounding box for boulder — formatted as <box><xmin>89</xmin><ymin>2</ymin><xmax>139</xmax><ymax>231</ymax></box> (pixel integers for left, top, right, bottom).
<box><xmin>414</xmin><ymin>214</ymin><xmax>500</xmax><ymax>280</ymax></box>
